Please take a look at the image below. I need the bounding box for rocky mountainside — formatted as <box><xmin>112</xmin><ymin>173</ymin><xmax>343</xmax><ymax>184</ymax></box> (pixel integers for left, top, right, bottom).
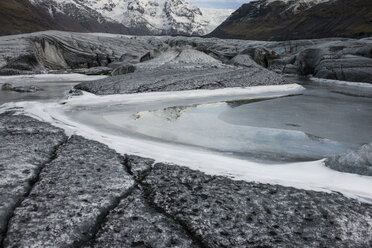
<box><xmin>0</xmin><ymin>0</ymin><xmax>132</xmax><ymax>36</ymax></box>
<box><xmin>208</xmin><ymin>0</ymin><xmax>372</xmax><ymax>40</ymax></box>
<box><xmin>0</xmin><ymin>0</ymin><xmax>232</xmax><ymax>36</ymax></box>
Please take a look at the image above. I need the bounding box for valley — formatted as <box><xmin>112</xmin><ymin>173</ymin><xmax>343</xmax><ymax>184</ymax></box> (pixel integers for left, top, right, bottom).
<box><xmin>0</xmin><ymin>0</ymin><xmax>372</xmax><ymax>246</ymax></box>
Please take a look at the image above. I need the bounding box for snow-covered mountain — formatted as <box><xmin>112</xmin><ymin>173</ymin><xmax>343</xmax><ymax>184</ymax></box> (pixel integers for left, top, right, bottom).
<box><xmin>201</xmin><ymin>8</ymin><xmax>234</xmax><ymax>34</ymax></box>
<box><xmin>83</xmin><ymin>0</ymin><xmax>233</xmax><ymax>35</ymax></box>
<box><xmin>26</xmin><ymin>0</ymin><xmax>233</xmax><ymax>36</ymax></box>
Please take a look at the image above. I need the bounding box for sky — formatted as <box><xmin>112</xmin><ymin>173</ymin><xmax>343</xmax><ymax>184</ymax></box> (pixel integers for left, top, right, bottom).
<box><xmin>188</xmin><ymin>0</ymin><xmax>250</xmax><ymax>9</ymax></box>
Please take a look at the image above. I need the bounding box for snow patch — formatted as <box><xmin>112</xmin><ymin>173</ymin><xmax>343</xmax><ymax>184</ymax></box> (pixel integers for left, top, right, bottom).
<box><xmin>200</xmin><ymin>8</ymin><xmax>234</xmax><ymax>33</ymax></box>
<box><xmin>266</xmin><ymin>0</ymin><xmax>331</xmax><ymax>13</ymax></box>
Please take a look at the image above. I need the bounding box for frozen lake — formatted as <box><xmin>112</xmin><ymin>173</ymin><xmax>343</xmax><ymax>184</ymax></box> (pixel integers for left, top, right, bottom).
<box><xmin>67</xmin><ymin>85</ymin><xmax>372</xmax><ymax>163</ymax></box>
<box><xmin>1</xmin><ymin>75</ymin><xmax>371</xmax><ymax>164</ymax></box>
<box><xmin>2</xmin><ymin>76</ymin><xmax>372</xmax><ymax>202</ymax></box>
<box><xmin>0</xmin><ymin>74</ymin><xmax>106</xmax><ymax>105</ymax></box>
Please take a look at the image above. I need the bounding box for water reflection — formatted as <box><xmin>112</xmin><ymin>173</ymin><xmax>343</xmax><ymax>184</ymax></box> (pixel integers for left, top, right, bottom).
<box><xmin>0</xmin><ymin>81</ymin><xmax>77</xmax><ymax>105</ymax></box>
<box><xmin>122</xmin><ymin>89</ymin><xmax>372</xmax><ymax>162</ymax></box>
<box><xmin>219</xmin><ymin>90</ymin><xmax>372</xmax><ymax>146</ymax></box>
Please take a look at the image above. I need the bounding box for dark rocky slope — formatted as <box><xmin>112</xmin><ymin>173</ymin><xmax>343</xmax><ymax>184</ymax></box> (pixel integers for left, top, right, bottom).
<box><xmin>208</xmin><ymin>0</ymin><xmax>372</xmax><ymax>41</ymax></box>
<box><xmin>0</xmin><ymin>0</ymin><xmax>61</xmax><ymax>36</ymax></box>
<box><xmin>1</xmin><ymin>112</ymin><xmax>372</xmax><ymax>247</ymax></box>
<box><xmin>0</xmin><ymin>0</ymin><xmax>132</xmax><ymax>36</ymax></box>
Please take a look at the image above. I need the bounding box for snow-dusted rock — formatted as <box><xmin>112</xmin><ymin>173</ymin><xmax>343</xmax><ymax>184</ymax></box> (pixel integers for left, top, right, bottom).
<box><xmin>91</xmin><ymin>188</ymin><xmax>199</xmax><ymax>248</ymax></box>
<box><xmin>326</xmin><ymin>142</ymin><xmax>372</xmax><ymax>176</ymax></box>
<box><xmin>4</xmin><ymin>135</ymin><xmax>135</xmax><ymax>247</ymax></box>
<box><xmin>75</xmin><ymin>60</ymin><xmax>289</xmax><ymax>95</ymax></box>
<box><xmin>0</xmin><ymin>112</ymin><xmax>67</xmax><ymax>244</ymax></box>
<box><xmin>229</xmin><ymin>54</ymin><xmax>259</xmax><ymax>67</ymax></box>
<box><xmin>265</xmin><ymin>0</ymin><xmax>331</xmax><ymax>13</ymax></box>
<box><xmin>140</xmin><ymin>162</ymin><xmax>372</xmax><ymax>247</ymax></box>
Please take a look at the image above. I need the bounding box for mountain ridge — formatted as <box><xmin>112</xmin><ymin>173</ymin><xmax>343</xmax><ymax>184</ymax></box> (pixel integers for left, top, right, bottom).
<box><xmin>0</xmin><ymin>0</ymin><xmax>232</xmax><ymax>36</ymax></box>
<box><xmin>208</xmin><ymin>0</ymin><xmax>372</xmax><ymax>41</ymax></box>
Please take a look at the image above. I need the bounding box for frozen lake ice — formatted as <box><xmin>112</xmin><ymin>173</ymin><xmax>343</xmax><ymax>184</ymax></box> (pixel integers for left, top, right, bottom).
<box><xmin>1</xmin><ymin>75</ymin><xmax>371</xmax><ymax>164</ymax></box>
<box><xmin>0</xmin><ymin>74</ymin><xmax>106</xmax><ymax>105</ymax></box>
<box><xmin>1</xmin><ymin>76</ymin><xmax>372</xmax><ymax>202</ymax></box>
<box><xmin>62</xmin><ymin>85</ymin><xmax>372</xmax><ymax>163</ymax></box>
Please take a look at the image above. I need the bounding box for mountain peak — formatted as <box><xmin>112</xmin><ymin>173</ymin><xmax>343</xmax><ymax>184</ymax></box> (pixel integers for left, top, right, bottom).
<box><xmin>23</xmin><ymin>0</ymin><xmax>232</xmax><ymax>36</ymax></box>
